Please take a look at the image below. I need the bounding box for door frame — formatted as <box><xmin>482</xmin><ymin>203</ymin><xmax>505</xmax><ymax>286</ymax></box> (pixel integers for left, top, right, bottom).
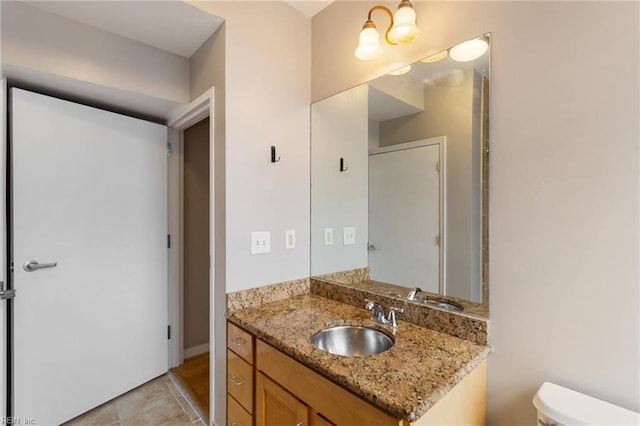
<box><xmin>167</xmin><ymin>88</ymin><xmax>215</xmax><ymax>421</ymax></box>
<box><xmin>0</xmin><ymin>78</ymin><xmax>7</xmax><ymax>419</ymax></box>
<box><xmin>369</xmin><ymin>136</ymin><xmax>447</xmax><ymax>294</ymax></box>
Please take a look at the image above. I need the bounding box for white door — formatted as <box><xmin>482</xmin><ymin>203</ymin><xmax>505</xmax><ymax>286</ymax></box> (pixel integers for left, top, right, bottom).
<box><xmin>368</xmin><ymin>143</ymin><xmax>441</xmax><ymax>292</ymax></box>
<box><xmin>10</xmin><ymin>88</ymin><xmax>168</xmax><ymax>425</ymax></box>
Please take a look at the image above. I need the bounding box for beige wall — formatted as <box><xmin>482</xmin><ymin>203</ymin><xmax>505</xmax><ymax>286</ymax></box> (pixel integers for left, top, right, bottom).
<box><xmin>189</xmin><ymin>1</ymin><xmax>311</xmax><ymax>294</ymax></box>
<box><xmin>1</xmin><ymin>1</ymin><xmax>189</xmax><ymax>104</ymax></box>
<box><xmin>188</xmin><ymin>3</ymin><xmax>310</xmax><ymax>424</ymax></box>
<box><xmin>314</xmin><ymin>1</ymin><xmax>639</xmax><ymax>423</ymax></box>
<box><xmin>183</xmin><ymin>118</ymin><xmax>210</xmax><ymax>351</ymax></box>
<box><xmin>311</xmin><ymin>84</ymin><xmax>369</xmax><ymax>275</ymax></box>
<box><xmin>189</xmin><ymin>22</ymin><xmax>228</xmax><ymax>424</ymax></box>
<box><xmin>379</xmin><ymin>69</ymin><xmax>481</xmax><ymax>301</ymax></box>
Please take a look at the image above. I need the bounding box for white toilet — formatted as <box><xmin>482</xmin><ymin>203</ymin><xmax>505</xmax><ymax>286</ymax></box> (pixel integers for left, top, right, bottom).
<box><xmin>533</xmin><ymin>382</ymin><xmax>640</xmax><ymax>425</ymax></box>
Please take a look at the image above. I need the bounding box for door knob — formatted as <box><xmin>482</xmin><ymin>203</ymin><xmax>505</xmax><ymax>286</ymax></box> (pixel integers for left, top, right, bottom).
<box><xmin>23</xmin><ymin>260</ymin><xmax>58</xmax><ymax>272</ymax></box>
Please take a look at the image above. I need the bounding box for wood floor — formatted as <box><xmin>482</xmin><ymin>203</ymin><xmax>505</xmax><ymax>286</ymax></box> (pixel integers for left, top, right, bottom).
<box><xmin>170</xmin><ymin>352</ymin><xmax>210</xmax><ymax>421</ymax></box>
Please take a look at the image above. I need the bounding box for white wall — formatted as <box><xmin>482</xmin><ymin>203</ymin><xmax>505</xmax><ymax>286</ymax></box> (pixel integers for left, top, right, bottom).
<box><xmin>1</xmin><ymin>1</ymin><xmax>189</xmax><ymax>105</ymax></box>
<box><xmin>313</xmin><ymin>1</ymin><xmax>639</xmax><ymax>423</ymax></box>
<box><xmin>188</xmin><ymin>1</ymin><xmax>311</xmax><ymax>293</ymax></box>
<box><xmin>311</xmin><ymin>84</ymin><xmax>369</xmax><ymax>275</ymax></box>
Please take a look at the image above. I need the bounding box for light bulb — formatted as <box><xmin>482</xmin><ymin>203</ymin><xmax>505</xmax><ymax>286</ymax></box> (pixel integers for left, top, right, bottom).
<box><xmin>388</xmin><ymin>3</ymin><xmax>419</xmax><ymax>44</ymax></box>
<box><xmin>355</xmin><ymin>25</ymin><xmax>383</xmax><ymax>60</ymax></box>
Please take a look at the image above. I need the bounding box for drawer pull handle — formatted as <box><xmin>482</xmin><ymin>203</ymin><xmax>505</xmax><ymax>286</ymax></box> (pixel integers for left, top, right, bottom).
<box><xmin>230</xmin><ymin>423</ymin><xmax>238</xmax><ymax>426</ymax></box>
<box><xmin>295</xmin><ymin>422</ymin><xmax>303</xmax><ymax>426</ymax></box>
<box><xmin>231</xmin><ymin>337</ymin><xmax>246</xmax><ymax>346</ymax></box>
<box><xmin>230</xmin><ymin>375</ymin><xmax>244</xmax><ymax>386</ymax></box>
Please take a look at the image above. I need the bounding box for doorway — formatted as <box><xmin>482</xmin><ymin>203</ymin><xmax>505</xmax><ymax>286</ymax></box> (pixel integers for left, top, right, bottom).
<box><xmin>170</xmin><ymin>117</ymin><xmax>211</xmax><ymax>420</ymax></box>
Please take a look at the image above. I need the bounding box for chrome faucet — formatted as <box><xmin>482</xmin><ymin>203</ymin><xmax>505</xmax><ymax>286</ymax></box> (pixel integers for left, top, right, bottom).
<box><xmin>407</xmin><ymin>287</ymin><xmax>422</xmax><ymax>301</ymax></box>
<box><xmin>364</xmin><ymin>299</ymin><xmax>404</xmax><ymax>328</ymax></box>
<box><xmin>365</xmin><ymin>299</ymin><xmax>386</xmax><ymax>323</ymax></box>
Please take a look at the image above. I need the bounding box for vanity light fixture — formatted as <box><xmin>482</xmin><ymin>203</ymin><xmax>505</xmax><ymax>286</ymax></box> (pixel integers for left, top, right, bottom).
<box><xmin>420</xmin><ymin>50</ymin><xmax>448</xmax><ymax>63</ymax></box>
<box><xmin>388</xmin><ymin>64</ymin><xmax>412</xmax><ymax>75</ymax></box>
<box><xmin>354</xmin><ymin>0</ymin><xmax>419</xmax><ymax>61</ymax></box>
<box><xmin>449</xmin><ymin>37</ymin><xmax>489</xmax><ymax>62</ymax></box>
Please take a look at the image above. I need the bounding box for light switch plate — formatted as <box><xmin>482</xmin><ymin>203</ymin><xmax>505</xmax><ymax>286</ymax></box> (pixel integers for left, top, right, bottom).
<box><xmin>343</xmin><ymin>227</ymin><xmax>356</xmax><ymax>245</ymax></box>
<box><xmin>324</xmin><ymin>228</ymin><xmax>334</xmax><ymax>245</ymax></box>
<box><xmin>251</xmin><ymin>231</ymin><xmax>271</xmax><ymax>254</ymax></box>
<box><xmin>285</xmin><ymin>229</ymin><xmax>296</xmax><ymax>249</ymax></box>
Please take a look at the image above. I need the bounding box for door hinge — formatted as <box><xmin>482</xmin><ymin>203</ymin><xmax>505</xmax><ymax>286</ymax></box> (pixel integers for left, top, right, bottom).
<box><xmin>167</xmin><ymin>234</ymin><xmax>171</xmax><ymax>249</ymax></box>
<box><xmin>0</xmin><ymin>282</ymin><xmax>15</xmax><ymax>300</ymax></box>
<box><xmin>167</xmin><ymin>141</ymin><xmax>172</xmax><ymax>155</ymax></box>
<box><xmin>435</xmin><ymin>235</ymin><xmax>441</xmax><ymax>246</ymax></box>
<box><xmin>168</xmin><ymin>325</ymin><xmax>171</xmax><ymax>340</ymax></box>
<box><xmin>436</xmin><ymin>161</ymin><xmax>440</xmax><ymax>172</ymax></box>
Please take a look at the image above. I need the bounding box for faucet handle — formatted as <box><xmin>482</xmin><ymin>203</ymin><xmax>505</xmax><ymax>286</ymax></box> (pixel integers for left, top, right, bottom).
<box><xmin>387</xmin><ymin>306</ymin><xmax>404</xmax><ymax>328</ymax></box>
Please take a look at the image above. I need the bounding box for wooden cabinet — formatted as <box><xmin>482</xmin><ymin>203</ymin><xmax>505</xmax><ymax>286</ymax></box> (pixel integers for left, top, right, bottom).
<box><xmin>228</xmin><ymin>321</ymin><xmax>486</xmax><ymax>426</ymax></box>
<box><xmin>228</xmin><ymin>321</ymin><xmax>254</xmax><ymax>364</ymax></box>
<box><xmin>228</xmin><ymin>395</ymin><xmax>253</xmax><ymax>426</ymax></box>
<box><xmin>256</xmin><ymin>372</ymin><xmax>309</xmax><ymax>426</ymax></box>
<box><xmin>227</xmin><ymin>322</ymin><xmax>255</xmax><ymax>426</ymax></box>
<box><xmin>255</xmin><ymin>339</ymin><xmax>401</xmax><ymax>426</ymax></box>
<box><xmin>310</xmin><ymin>411</ymin><xmax>336</xmax><ymax>426</ymax></box>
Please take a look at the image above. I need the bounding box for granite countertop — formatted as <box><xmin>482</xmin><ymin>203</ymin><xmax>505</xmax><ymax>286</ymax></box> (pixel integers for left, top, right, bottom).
<box><xmin>227</xmin><ymin>293</ymin><xmax>490</xmax><ymax>422</ymax></box>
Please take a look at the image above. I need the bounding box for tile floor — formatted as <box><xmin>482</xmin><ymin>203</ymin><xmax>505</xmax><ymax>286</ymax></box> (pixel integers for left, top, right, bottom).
<box><xmin>63</xmin><ymin>374</ymin><xmax>204</xmax><ymax>426</ymax></box>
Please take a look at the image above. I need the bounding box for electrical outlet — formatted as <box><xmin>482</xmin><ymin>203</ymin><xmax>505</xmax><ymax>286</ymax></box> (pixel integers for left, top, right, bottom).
<box><xmin>343</xmin><ymin>227</ymin><xmax>356</xmax><ymax>245</ymax></box>
<box><xmin>285</xmin><ymin>229</ymin><xmax>296</xmax><ymax>249</ymax></box>
<box><xmin>324</xmin><ymin>228</ymin><xmax>334</xmax><ymax>245</ymax></box>
<box><xmin>251</xmin><ymin>231</ymin><xmax>271</xmax><ymax>254</ymax></box>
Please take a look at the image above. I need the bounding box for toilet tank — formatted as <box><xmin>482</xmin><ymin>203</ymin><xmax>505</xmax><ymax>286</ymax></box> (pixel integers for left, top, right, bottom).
<box><xmin>533</xmin><ymin>382</ymin><xmax>639</xmax><ymax>426</ymax></box>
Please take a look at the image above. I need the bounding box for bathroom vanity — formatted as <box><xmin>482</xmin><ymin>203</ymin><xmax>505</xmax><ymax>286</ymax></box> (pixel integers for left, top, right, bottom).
<box><xmin>226</xmin><ymin>293</ymin><xmax>489</xmax><ymax>426</ymax></box>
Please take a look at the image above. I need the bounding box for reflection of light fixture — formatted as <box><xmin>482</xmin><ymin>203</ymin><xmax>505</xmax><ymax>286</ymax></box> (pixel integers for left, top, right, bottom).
<box><xmin>388</xmin><ymin>65</ymin><xmax>411</xmax><ymax>75</ymax></box>
<box><xmin>449</xmin><ymin>37</ymin><xmax>489</xmax><ymax>62</ymax></box>
<box><xmin>421</xmin><ymin>50</ymin><xmax>448</xmax><ymax>63</ymax></box>
<box><xmin>354</xmin><ymin>0</ymin><xmax>419</xmax><ymax>61</ymax></box>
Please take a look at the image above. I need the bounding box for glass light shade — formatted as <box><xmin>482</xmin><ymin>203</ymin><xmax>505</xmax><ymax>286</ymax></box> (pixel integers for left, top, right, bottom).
<box><xmin>355</xmin><ymin>26</ymin><xmax>383</xmax><ymax>60</ymax></box>
<box><xmin>388</xmin><ymin>5</ymin><xmax>419</xmax><ymax>44</ymax></box>
<box><xmin>449</xmin><ymin>38</ymin><xmax>489</xmax><ymax>62</ymax></box>
<box><xmin>421</xmin><ymin>50</ymin><xmax>448</xmax><ymax>63</ymax></box>
<box><xmin>388</xmin><ymin>65</ymin><xmax>411</xmax><ymax>76</ymax></box>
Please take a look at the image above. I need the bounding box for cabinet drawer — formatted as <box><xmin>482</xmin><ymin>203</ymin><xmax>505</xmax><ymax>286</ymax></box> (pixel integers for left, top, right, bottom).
<box><xmin>227</xmin><ymin>394</ymin><xmax>253</xmax><ymax>426</ymax></box>
<box><xmin>228</xmin><ymin>349</ymin><xmax>254</xmax><ymax>413</ymax></box>
<box><xmin>228</xmin><ymin>322</ymin><xmax>254</xmax><ymax>364</ymax></box>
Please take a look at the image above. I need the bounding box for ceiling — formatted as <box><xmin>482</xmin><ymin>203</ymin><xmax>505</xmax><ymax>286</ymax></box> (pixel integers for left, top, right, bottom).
<box><xmin>20</xmin><ymin>1</ymin><xmax>333</xmax><ymax>58</ymax></box>
<box><xmin>283</xmin><ymin>1</ymin><xmax>334</xmax><ymax>17</ymax></box>
<box><xmin>21</xmin><ymin>1</ymin><xmax>224</xmax><ymax>58</ymax></box>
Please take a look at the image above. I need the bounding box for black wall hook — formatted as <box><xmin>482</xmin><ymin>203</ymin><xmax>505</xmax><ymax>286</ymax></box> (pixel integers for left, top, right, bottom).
<box><xmin>271</xmin><ymin>146</ymin><xmax>281</xmax><ymax>163</ymax></box>
<box><xmin>339</xmin><ymin>157</ymin><xmax>348</xmax><ymax>172</ymax></box>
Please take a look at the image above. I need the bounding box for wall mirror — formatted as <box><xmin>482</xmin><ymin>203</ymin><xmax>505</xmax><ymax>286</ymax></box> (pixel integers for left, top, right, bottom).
<box><xmin>311</xmin><ymin>34</ymin><xmax>491</xmax><ymax>314</ymax></box>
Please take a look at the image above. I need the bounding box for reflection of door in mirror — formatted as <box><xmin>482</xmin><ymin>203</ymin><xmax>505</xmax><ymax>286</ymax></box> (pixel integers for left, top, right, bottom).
<box><xmin>368</xmin><ymin>139</ymin><xmax>444</xmax><ymax>294</ymax></box>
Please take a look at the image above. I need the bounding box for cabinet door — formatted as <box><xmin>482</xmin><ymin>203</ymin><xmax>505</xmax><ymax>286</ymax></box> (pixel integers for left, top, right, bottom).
<box><xmin>311</xmin><ymin>411</ymin><xmax>336</xmax><ymax>426</ymax></box>
<box><xmin>256</xmin><ymin>372</ymin><xmax>309</xmax><ymax>426</ymax></box>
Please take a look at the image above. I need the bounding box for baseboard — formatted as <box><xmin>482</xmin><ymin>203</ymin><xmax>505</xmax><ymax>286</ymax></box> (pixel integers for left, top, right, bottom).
<box><xmin>184</xmin><ymin>343</ymin><xmax>209</xmax><ymax>359</ymax></box>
